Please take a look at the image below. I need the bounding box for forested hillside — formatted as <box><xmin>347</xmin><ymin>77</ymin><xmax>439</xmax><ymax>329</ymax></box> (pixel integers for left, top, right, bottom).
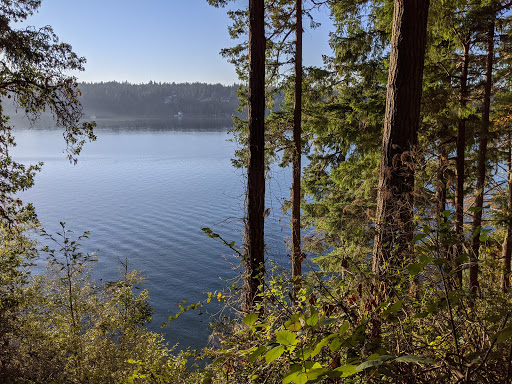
<box><xmin>2</xmin><ymin>81</ymin><xmax>240</xmax><ymax>128</ymax></box>
<box><xmin>77</xmin><ymin>81</ymin><xmax>239</xmax><ymax>119</ymax></box>
<box><xmin>2</xmin><ymin>0</ymin><xmax>512</xmax><ymax>383</ymax></box>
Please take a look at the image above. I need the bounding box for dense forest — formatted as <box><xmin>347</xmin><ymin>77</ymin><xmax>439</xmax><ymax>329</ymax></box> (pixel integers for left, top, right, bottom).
<box><xmin>3</xmin><ymin>81</ymin><xmax>240</xmax><ymax>128</ymax></box>
<box><xmin>2</xmin><ymin>0</ymin><xmax>512</xmax><ymax>383</ymax></box>
<box><xmin>77</xmin><ymin>81</ymin><xmax>239</xmax><ymax>119</ymax></box>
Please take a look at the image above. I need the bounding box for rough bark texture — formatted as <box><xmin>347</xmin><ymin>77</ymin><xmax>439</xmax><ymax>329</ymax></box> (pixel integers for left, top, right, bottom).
<box><xmin>470</xmin><ymin>18</ymin><xmax>494</xmax><ymax>297</ymax></box>
<box><xmin>292</xmin><ymin>0</ymin><xmax>302</xmax><ymax>285</ymax></box>
<box><xmin>454</xmin><ymin>40</ymin><xmax>469</xmax><ymax>287</ymax></box>
<box><xmin>372</xmin><ymin>0</ymin><xmax>429</xmax><ymax>275</ymax></box>
<box><xmin>244</xmin><ymin>0</ymin><xmax>266</xmax><ymax>311</ymax></box>
<box><xmin>502</xmin><ymin>144</ymin><xmax>512</xmax><ymax>293</ymax></box>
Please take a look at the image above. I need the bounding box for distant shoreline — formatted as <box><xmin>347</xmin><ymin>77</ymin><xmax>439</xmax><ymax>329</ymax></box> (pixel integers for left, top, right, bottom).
<box><xmin>10</xmin><ymin>114</ymin><xmax>235</xmax><ymax>131</ymax></box>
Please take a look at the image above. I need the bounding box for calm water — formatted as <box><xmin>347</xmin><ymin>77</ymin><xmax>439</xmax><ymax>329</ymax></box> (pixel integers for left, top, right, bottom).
<box><xmin>12</xmin><ymin>127</ymin><xmax>293</xmax><ymax>350</ymax></box>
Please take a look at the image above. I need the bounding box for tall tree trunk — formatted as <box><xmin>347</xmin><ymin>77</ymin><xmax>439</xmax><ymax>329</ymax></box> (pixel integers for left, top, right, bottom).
<box><xmin>469</xmin><ymin>17</ymin><xmax>494</xmax><ymax>297</ymax></box>
<box><xmin>436</xmin><ymin>141</ymin><xmax>449</xmax><ymax>261</ymax></box>
<box><xmin>502</xmin><ymin>142</ymin><xmax>512</xmax><ymax>292</ymax></box>
<box><xmin>292</xmin><ymin>0</ymin><xmax>303</xmax><ymax>288</ymax></box>
<box><xmin>244</xmin><ymin>0</ymin><xmax>266</xmax><ymax>310</ymax></box>
<box><xmin>372</xmin><ymin>0</ymin><xmax>430</xmax><ymax>275</ymax></box>
<box><xmin>454</xmin><ymin>40</ymin><xmax>469</xmax><ymax>287</ymax></box>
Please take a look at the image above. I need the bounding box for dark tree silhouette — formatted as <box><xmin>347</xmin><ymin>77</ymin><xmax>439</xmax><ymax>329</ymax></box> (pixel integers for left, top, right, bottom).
<box><xmin>244</xmin><ymin>0</ymin><xmax>266</xmax><ymax>310</ymax></box>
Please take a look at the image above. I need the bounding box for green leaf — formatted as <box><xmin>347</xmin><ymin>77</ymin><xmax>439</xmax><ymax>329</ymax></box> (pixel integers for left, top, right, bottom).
<box><xmin>248</xmin><ymin>346</ymin><xmax>267</xmax><ymax>364</ymax></box>
<box><xmin>320</xmin><ymin>317</ymin><xmax>337</xmax><ymax>326</ymax></box>
<box><xmin>408</xmin><ymin>263</ymin><xmax>422</xmax><ymax>276</ymax></box>
<box><xmin>383</xmin><ymin>300</ymin><xmax>403</xmax><ymax>316</ymax></box>
<box><xmin>394</xmin><ymin>355</ymin><xmax>433</xmax><ymax>364</ymax></box>
<box><xmin>307</xmin><ymin>367</ymin><xmax>327</xmax><ymax>380</ymax></box>
<box><xmin>497</xmin><ymin>327</ymin><xmax>512</xmax><ymax>343</ymax></box>
<box><xmin>243</xmin><ymin>314</ymin><xmax>258</xmax><ymax>326</ymax></box>
<box><xmin>479</xmin><ymin>234</ymin><xmax>488</xmax><ymax>242</ymax></box>
<box><xmin>277</xmin><ymin>330</ymin><xmax>298</xmax><ymax>346</ymax></box>
<box><xmin>330</xmin><ymin>337</ymin><xmax>342</xmax><ymax>352</ymax></box>
<box><xmin>286</xmin><ymin>363</ymin><xmax>302</xmax><ymax>375</ymax></box>
<box><xmin>294</xmin><ymin>372</ymin><xmax>309</xmax><ymax>384</ymax></box>
<box><xmin>356</xmin><ymin>355</ymin><xmax>394</xmax><ymax>370</ymax></box>
<box><xmin>285</xmin><ymin>313</ymin><xmax>302</xmax><ymax>331</ymax></box>
<box><xmin>432</xmin><ymin>258</ymin><xmax>447</xmax><ymax>266</ymax></box>
<box><xmin>413</xmin><ymin>233</ymin><xmax>427</xmax><ymax>242</ymax></box>
<box><xmin>283</xmin><ymin>371</ymin><xmax>301</xmax><ymax>384</ymax></box>
<box><xmin>367</xmin><ymin>353</ymin><xmax>381</xmax><ymax>361</ymax></box>
<box><xmin>413</xmin><ymin>311</ymin><xmax>429</xmax><ymax>319</ymax></box>
<box><xmin>307</xmin><ymin>362</ymin><xmax>323</xmax><ymax>370</ymax></box>
<box><xmin>312</xmin><ymin>334</ymin><xmax>336</xmax><ymax>357</ymax></box>
<box><xmin>339</xmin><ymin>321</ymin><xmax>350</xmax><ymax>336</ymax></box>
<box><xmin>202</xmin><ymin>373</ymin><xmax>214</xmax><ymax>384</ymax></box>
<box><xmin>333</xmin><ymin>364</ymin><xmax>361</xmax><ymax>378</ymax></box>
<box><xmin>306</xmin><ymin>308</ymin><xmax>319</xmax><ymax>327</ymax></box>
<box><xmin>266</xmin><ymin>345</ymin><xmax>285</xmax><ymax>363</ymax></box>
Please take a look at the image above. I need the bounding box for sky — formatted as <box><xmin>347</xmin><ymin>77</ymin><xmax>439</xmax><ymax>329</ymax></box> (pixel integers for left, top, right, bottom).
<box><xmin>23</xmin><ymin>0</ymin><xmax>334</xmax><ymax>85</ymax></box>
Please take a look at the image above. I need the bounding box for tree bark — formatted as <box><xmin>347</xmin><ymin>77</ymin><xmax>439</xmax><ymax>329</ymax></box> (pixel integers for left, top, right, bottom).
<box><xmin>372</xmin><ymin>0</ymin><xmax>430</xmax><ymax>275</ymax></box>
<box><xmin>244</xmin><ymin>0</ymin><xmax>266</xmax><ymax>311</ymax></box>
<box><xmin>436</xmin><ymin>141</ymin><xmax>449</xmax><ymax>261</ymax></box>
<box><xmin>454</xmin><ymin>40</ymin><xmax>469</xmax><ymax>287</ymax></box>
<box><xmin>292</xmin><ymin>0</ymin><xmax>303</xmax><ymax>288</ymax></box>
<box><xmin>470</xmin><ymin>17</ymin><xmax>494</xmax><ymax>297</ymax></box>
<box><xmin>502</xmin><ymin>143</ymin><xmax>512</xmax><ymax>292</ymax></box>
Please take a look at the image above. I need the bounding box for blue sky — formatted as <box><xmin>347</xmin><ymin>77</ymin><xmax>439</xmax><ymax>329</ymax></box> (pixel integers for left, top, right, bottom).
<box><xmin>24</xmin><ymin>0</ymin><xmax>333</xmax><ymax>85</ymax></box>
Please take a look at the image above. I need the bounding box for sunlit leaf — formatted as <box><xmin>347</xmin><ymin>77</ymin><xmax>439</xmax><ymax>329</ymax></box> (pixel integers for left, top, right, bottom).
<box><xmin>277</xmin><ymin>330</ymin><xmax>297</xmax><ymax>346</ymax></box>
<box><xmin>330</xmin><ymin>337</ymin><xmax>342</xmax><ymax>352</ymax></box>
<box><xmin>266</xmin><ymin>345</ymin><xmax>285</xmax><ymax>363</ymax></box>
<box><xmin>306</xmin><ymin>308</ymin><xmax>319</xmax><ymax>327</ymax></box>
<box><xmin>333</xmin><ymin>364</ymin><xmax>361</xmax><ymax>377</ymax></box>
<box><xmin>243</xmin><ymin>314</ymin><xmax>258</xmax><ymax>325</ymax></box>
<box><xmin>248</xmin><ymin>346</ymin><xmax>266</xmax><ymax>364</ymax></box>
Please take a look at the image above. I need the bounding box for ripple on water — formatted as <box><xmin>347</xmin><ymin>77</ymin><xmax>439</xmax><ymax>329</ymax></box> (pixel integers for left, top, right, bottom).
<box><xmin>13</xmin><ymin>128</ymin><xmax>292</xmax><ymax>350</ymax></box>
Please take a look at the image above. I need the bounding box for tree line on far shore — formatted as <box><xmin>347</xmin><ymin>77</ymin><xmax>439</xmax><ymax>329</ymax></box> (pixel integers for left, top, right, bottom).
<box><xmin>3</xmin><ymin>81</ymin><xmax>240</xmax><ymax>122</ymax></box>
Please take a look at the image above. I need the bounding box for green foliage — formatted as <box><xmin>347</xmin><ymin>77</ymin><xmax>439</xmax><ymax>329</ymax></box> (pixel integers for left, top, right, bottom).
<box><xmin>3</xmin><ymin>0</ymin><xmax>512</xmax><ymax>383</ymax></box>
<box><xmin>0</xmin><ymin>224</ymin><xmax>195</xmax><ymax>383</ymax></box>
<box><xmin>198</xmin><ymin>228</ymin><xmax>512</xmax><ymax>382</ymax></box>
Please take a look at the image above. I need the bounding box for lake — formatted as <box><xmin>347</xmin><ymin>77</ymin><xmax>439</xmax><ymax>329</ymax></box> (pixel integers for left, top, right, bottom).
<box><xmin>12</xmin><ymin>126</ymin><xmax>294</xmax><ymax>350</ymax></box>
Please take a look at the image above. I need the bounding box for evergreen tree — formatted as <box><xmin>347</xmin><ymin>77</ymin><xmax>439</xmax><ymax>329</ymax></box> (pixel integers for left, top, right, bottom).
<box><xmin>372</xmin><ymin>0</ymin><xmax>430</xmax><ymax>272</ymax></box>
